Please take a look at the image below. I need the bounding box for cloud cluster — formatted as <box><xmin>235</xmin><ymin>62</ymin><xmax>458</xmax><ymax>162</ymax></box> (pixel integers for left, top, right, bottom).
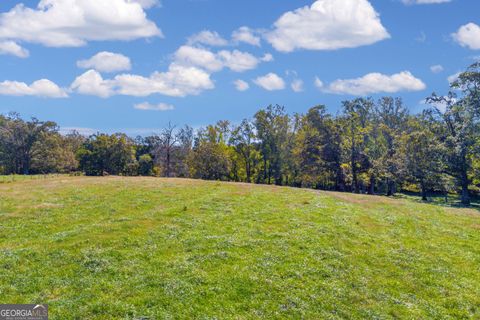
<box><xmin>265</xmin><ymin>0</ymin><xmax>390</xmax><ymax>52</ymax></box>
<box><xmin>323</xmin><ymin>71</ymin><xmax>426</xmax><ymax>95</ymax></box>
<box><xmin>232</xmin><ymin>27</ymin><xmax>261</xmax><ymax>46</ymax></box>
<box><xmin>69</xmin><ymin>40</ymin><xmax>272</xmax><ymax>98</ymax></box>
<box><xmin>187</xmin><ymin>30</ymin><xmax>228</xmax><ymax>47</ymax></box>
<box><xmin>174</xmin><ymin>46</ymin><xmax>262</xmax><ymax>72</ymax></box>
<box><xmin>71</xmin><ymin>64</ymin><xmax>214</xmax><ymax>98</ymax></box>
<box><xmin>0</xmin><ymin>79</ymin><xmax>67</xmax><ymax>98</ymax></box>
<box><xmin>0</xmin><ymin>40</ymin><xmax>29</xmax><ymax>58</ymax></box>
<box><xmin>254</xmin><ymin>73</ymin><xmax>286</xmax><ymax>91</ymax></box>
<box><xmin>77</xmin><ymin>51</ymin><xmax>132</xmax><ymax>73</ymax></box>
<box><xmin>452</xmin><ymin>23</ymin><xmax>480</xmax><ymax>50</ymax></box>
<box><xmin>0</xmin><ymin>0</ymin><xmax>161</xmax><ymax>57</ymax></box>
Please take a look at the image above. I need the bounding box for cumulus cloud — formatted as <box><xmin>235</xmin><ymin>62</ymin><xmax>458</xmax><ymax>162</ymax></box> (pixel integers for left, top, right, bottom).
<box><xmin>174</xmin><ymin>45</ymin><xmax>261</xmax><ymax>73</ymax></box>
<box><xmin>291</xmin><ymin>79</ymin><xmax>304</xmax><ymax>92</ymax></box>
<box><xmin>452</xmin><ymin>23</ymin><xmax>480</xmax><ymax>50</ymax></box>
<box><xmin>254</xmin><ymin>73</ymin><xmax>286</xmax><ymax>91</ymax></box>
<box><xmin>0</xmin><ymin>0</ymin><xmax>161</xmax><ymax>48</ymax></box>
<box><xmin>0</xmin><ymin>79</ymin><xmax>67</xmax><ymax>98</ymax></box>
<box><xmin>187</xmin><ymin>30</ymin><xmax>228</xmax><ymax>47</ymax></box>
<box><xmin>77</xmin><ymin>51</ymin><xmax>132</xmax><ymax>73</ymax></box>
<box><xmin>447</xmin><ymin>72</ymin><xmax>461</xmax><ymax>84</ymax></box>
<box><xmin>71</xmin><ymin>35</ymin><xmax>267</xmax><ymax>98</ymax></box>
<box><xmin>265</xmin><ymin>0</ymin><xmax>390</xmax><ymax>52</ymax></box>
<box><xmin>402</xmin><ymin>0</ymin><xmax>451</xmax><ymax>4</ymax></box>
<box><xmin>234</xmin><ymin>79</ymin><xmax>249</xmax><ymax>91</ymax></box>
<box><xmin>232</xmin><ymin>27</ymin><xmax>261</xmax><ymax>46</ymax></box>
<box><xmin>261</xmin><ymin>53</ymin><xmax>274</xmax><ymax>62</ymax></box>
<box><xmin>0</xmin><ymin>40</ymin><xmax>29</xmax><ymax>58</ymax></box>
<box><xmin>174</xmin><ymin>46</ymin><xmax>223</xmax><ymax>72</ymax></box>
<box><xmin>134</xmin><ymin>102</ymin><xmax>174</xmax><ymax>111</ymax></box>
<box><xmin>217</xmin><ymin>50</ymin><xmax>260</xmax><ymax>72</ymax></box>
<box><xmin>430</xmin><ymin>65</ymin><xmax>444</xmax><ymax>74</ymax></box>
<box><xmin>70</xmin><ymin>70</ymin><xmax>115</xmax><ymax>98</ymax></box>
<box><xmin>314</xmin><ymin>77</ymin><xmax>324</xmax><ymax>89</ymax></box>
<box><xmin>324</xmin><ymin>71</ymin><xmax>426</xmax><ymax>95</ymax></box>
<box><xmin>71</xmin><ymin>64</ymin><xmax>214</xmax><ymax>98</ymax></box>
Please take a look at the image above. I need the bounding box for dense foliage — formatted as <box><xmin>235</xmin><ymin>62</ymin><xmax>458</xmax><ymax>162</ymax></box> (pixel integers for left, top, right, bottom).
<box><xmin>1</xmin><ymin>63</ymin><xmax>479</xmax><ymax>204</ymax></box>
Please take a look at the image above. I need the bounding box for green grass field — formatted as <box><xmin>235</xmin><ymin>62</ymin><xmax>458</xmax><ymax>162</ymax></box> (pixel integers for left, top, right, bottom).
<box><xmin>0</xmin><ymin>176</ymin><xmax>479</xmax><ymax>319</ymax></box>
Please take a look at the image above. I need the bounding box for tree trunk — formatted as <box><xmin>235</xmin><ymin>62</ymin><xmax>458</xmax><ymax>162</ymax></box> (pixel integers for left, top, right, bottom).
<box><xmin>386</xmin><ymin>179</ymin><xmax>395</xmax><ymax>197</ymax></box>
<box><xmin>421</xmin><ymin>183</ymin><xmax>428</xmax><ymax>201</ymax></box>
<box><xmin>368</xmin><ymin>175</ymin><xmax>375</xmax><ymax>195</ymax></box>
<box><xmin>166</xmin><ymin>150</ymin><xmax>171</xmax><ymax>178</ymax></box>
<box><xmin>351</xmin><ymin>161</ymin><xmax>358</xmax><ymax>193</ymax></box>
<box><xmin>461</xmin><ymin>181</ymin><xmax>470</xmax><ymax>206</ymax></box>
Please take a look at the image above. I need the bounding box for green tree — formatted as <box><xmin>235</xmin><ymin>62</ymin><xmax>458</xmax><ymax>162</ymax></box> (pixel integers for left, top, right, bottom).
<box><xmin>189</xmin><ymin>125</ymin><xmax>231</xmax><ymax>180</ymax></box>
<box><xmin>78</xmin><ymin>133</ymin><xmax>136</xmax><ymax>176</ymax></box>
<box><xmin>340</xmin><ymin>98</ymin><xmax>373</xmax><ymax>193</ymax></box>
<box><xmin>230</xmin><ymin>119</ymin><xmax>260</xmax><ymax>183</ymax></box>
<box><xmin>426</xmin><ymin>63</ymin><xmax>480</xmax><ymax>205</ymax></box>
<box><xmin>0</xmin><ymin>113</ymin><xmax>57</xmax><ymax>175</ymax></box>
<box><xmin>254</xmin><ymin>105</ymin><xmax>291</xmax><ymax>185</ymax></box>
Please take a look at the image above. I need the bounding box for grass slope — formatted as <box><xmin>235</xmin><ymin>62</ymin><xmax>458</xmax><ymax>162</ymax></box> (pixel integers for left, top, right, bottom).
<box><xmin>0</xmin><ymin>177</ymin><xmax>479</xmax><ymax>319</ymax></box>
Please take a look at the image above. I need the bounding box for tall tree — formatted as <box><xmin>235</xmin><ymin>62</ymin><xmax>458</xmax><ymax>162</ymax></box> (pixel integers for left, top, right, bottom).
<box><xmin>426</xmin><ymin>63</ymin><xmax>480</xmax><ymax>205</ymax></box>
<box><xmin>154</xmin><ymin>123</ymin><xmax>178</xmax><ymax>177</ymax></box>
<box><xmin>77</xmin><ymin>133</ymin><xmax>136</xmax><ymax>176</ymax></box>
<box><xmin>230</xmin><ymin>119</ymin><xmax>259</xmax><ymax>183</ymax></box>
<box><xmin>0</xmin><ymin>114</ymin><xmax>57</xmax><ymax>175</ymax></box>
<box><xmin>374</xmin><ymin>97</ymin><xmax>409</xmax><ymax>196</ymax></box>
<box><xmin>340</xmin><ymin>98</ymin><xmax>373</xmax><ymax>193</ymax></box>
<box><xmin>254</xmin><ymin>105</ymin><xmax>291</xmax><ymax>185</ymax></box>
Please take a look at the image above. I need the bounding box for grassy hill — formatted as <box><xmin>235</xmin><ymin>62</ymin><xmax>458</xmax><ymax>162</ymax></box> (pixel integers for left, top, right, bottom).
<box><xmin>0</xmin><ymin>176</ymin><xmax>479</xmax><ymax>319</ymax></box>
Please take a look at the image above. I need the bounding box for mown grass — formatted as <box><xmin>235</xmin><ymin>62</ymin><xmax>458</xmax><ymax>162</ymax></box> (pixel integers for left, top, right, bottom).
<box><xmin>0</xmin><ymin>176</ymin><xmax>479</xmax><ymax>319</ymax></box>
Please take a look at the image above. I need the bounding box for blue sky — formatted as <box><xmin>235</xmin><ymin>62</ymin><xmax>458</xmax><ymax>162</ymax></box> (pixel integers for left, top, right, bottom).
<box><xmin>0</xmin><ymin>0</ymin><xmax>479</xmax><ymax>135</ymax></box>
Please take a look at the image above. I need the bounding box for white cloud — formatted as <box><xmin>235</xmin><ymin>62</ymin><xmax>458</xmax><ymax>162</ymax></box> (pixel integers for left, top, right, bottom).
<box><xmin>174</xmin><ymin>45</ymin><xmax>260</xmax><ymax>73</ymax></box>
<box><xmin>232</xmin><ymin>27</ymin><xmax>261</xmax><ymax>46</ymax></box>
<box><xmin>261</xmin><ymin>53</ymin><xmax>274</xmax><ymax>62</ymax></box>
<box><xmin>402</xmin><ymin>0</ymin><xmax>451</xmax><ymax>4</ymax></box>
<box><xmin>71</xmin><ymin>64</ymin><xmax>214</xmax><ymax>98</ymax></box>
<box><xmin>77</xmin><ymin>51</ymin><xmax>132</xmax><ymax>73</ymax></box>
<box><xmin>430</xmin><ymin>65</ymin><xmax>444</xmax><ymax>74</ymax></box>
<box><xmin>174</xmin><ymin>45</ymin><xmax>224</xmax><ymax>72</ymax></box>
<box><xmin>265</xmin><ymin>0</ymin><xmax>390</xmax><ymax>52</ymax></box>
<box><xmin>0</xmin><ymin>0</ymin><xmax>161</xmax><ymax>48</ymax></box>
<box><xmin>0</xmin><ymin>40</ymin><xmax>29</xmax><ymax>58</ymax></box>
<box><xmin>217</xmin><ymin>50</ymin><xmax>260</xmax><ymax>72</ymax></box>
<box><xmin>134</xmin><ymin>102</ymin><xmax>174</xmax><ymax>111</ymax></box>
<box><xmin>314</xmin><ymin>77</ymin><xmax>324</xmax><ymax>89</ymax></box>
<box><xmin>234</xmin><ymin>79</ymin><xmax>249</xmax><ymax>91</ymax></box>
<box><xmin>452</xmin><ymin>23</ymin><xmax>480</xmax><ymax>50</ymax></box>
<box><xmin>70</xmin><ymin>69</ymin><xmax>115</xmax><ymax>98</ymax></box>
<box><xmin>291</xmin><ymin>79</ymin><xmax>304</xmax><ymax>92</ymax></box>
<box><xmin>325</xmin><ymin>71</ymin><xmax>426</xmax><ymax>95</ymax></box>
<box><xmin>254</xmin><ymin>73</ymin><xmax>286</xmax><ymax>91</ymax></box>
<box><xmin>0</xmin><ymin>79</ymin><xmax>67</xmax><ymax>98</ymax></box>
<box><xmin>187</xmin><ymin>30</ymin><xmax>228</xmax><ymax>47</ymax></box>
<box><xmin>447</xmin><ymin>72</ymin><xmax>461</xmax><ymax>84</ymax></box>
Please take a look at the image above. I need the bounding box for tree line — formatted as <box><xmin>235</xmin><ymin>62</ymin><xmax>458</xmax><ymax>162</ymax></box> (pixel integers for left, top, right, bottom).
<box><xmin>1</xmin><ymin>63</ymin><xmax>479</xmax><ymax>205</ymax></box>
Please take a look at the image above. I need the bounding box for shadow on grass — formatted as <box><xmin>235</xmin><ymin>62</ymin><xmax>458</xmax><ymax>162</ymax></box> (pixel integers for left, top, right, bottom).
<box><xmin>395</xmin><ymin>191</ymin><xmax>480</xmax><ymax>211</ymax></box>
